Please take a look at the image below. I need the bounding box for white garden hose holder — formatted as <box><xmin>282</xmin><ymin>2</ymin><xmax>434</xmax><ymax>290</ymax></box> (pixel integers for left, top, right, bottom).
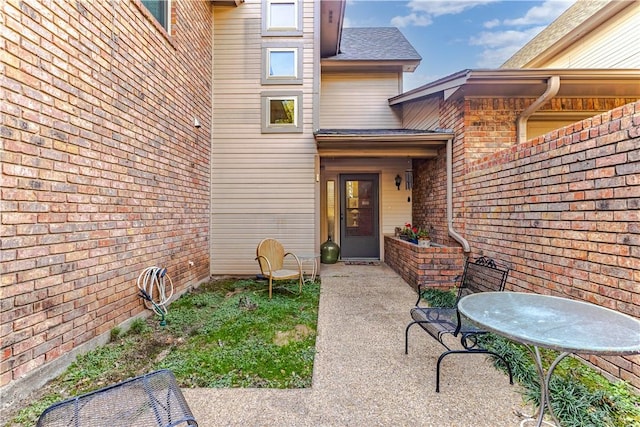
<box><xmin>137</xmin><ymin>266</ymin><xmax>174</xmax><ymax>326</ymax></box>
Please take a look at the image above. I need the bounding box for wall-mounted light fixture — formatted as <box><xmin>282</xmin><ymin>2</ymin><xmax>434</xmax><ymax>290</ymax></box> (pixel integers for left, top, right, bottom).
<box><xmin>395</xmin><ymin>174</ymin><xmax>402</xmax><ymax>190</ymax></box>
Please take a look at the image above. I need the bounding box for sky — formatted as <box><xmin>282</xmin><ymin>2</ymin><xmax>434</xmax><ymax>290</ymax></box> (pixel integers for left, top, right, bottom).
<box><xmin>343</xmin><ymin>0</ymin><xmax>577</xmax><ymax>90</ymax></box>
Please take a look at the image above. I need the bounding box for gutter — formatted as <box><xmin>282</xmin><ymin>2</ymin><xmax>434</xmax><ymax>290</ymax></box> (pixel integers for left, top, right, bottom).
<box><xmin>447</xmin><ymin>138</ymin><xmax>471</xmax><ymax>253</ymax></box>
<box><xmin>516</xmin><ymin>75</ymin><xmax>561</xmax><ymax>143</ymax></box>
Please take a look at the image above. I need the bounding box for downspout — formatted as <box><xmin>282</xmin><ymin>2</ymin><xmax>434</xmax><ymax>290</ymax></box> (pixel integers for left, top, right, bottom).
<box><xmin>447</xmin><ymin>138</ymin><xmax>471</xmax><ymax>253</ymax></box>
<box><xmin>516</xmin><ymin>75</ymin><xmax>561</xmax><ymax>143</ymax></box>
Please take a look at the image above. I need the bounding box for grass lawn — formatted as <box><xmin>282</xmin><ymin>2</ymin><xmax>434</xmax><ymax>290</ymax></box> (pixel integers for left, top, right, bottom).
<box><xmin>5</xmin><ymin>277</ymin><xmax>320</xmax><ymax>427</ymax></box>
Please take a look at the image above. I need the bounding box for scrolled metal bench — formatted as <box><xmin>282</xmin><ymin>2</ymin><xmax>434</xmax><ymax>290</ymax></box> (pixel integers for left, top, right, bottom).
<box><xmin>404</xmin><ymin>256</ymin><xmax>514</xmax><ymax>392</ymax></box>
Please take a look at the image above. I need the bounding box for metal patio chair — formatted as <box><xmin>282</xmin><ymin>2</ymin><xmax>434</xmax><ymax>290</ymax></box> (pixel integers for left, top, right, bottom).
<box><xmin>255</xmin><ymin>238</ymin><xmax>303</xmax><ymax>299</ymax></box>
<box><xmin>36</xmin><ymin>369</ymin><xmax>198</xmax><ymax>427</ymax></box>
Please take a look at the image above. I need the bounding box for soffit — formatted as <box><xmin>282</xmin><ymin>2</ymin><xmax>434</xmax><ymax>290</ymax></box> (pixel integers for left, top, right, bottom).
<box><xmin>390</xmin><ymin>69</ymin><xmax>640</xmax><ymax>105</ymax></box>
<box><xmin>321</xmin><ymin>60</ymin><xmax>419</xmax><ymax>73</ymax></box>
<box><xmin>320</xmin><ymin>1</ymin><xmax>345</xmax><ymax>58</ymax></box>
<box><xmin>314</xmin><ymin>129</ymin><xmax>452</xmax><ymax>159</ymax></box>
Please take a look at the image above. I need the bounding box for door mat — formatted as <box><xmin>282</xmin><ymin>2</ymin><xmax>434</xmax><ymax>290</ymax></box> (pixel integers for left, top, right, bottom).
<box><xmin>344</xmin><ymin>261</ymin><xmax>380</xmax><ymax>266</ymax></box>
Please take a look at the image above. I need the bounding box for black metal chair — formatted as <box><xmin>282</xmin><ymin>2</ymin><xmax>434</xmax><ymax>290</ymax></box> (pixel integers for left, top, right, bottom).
<box><xmin>36</xmin><ymin>369</ymin><xmax>198</xmax><ymax>427</ymax></box>
<box><xmin>405</xmin><ymin>256</ymin><xmax>514</xmax><ymax>392</ymax></box>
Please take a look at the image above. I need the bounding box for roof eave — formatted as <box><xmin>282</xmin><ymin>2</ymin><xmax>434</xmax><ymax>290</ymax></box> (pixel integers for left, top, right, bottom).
<box><xmin>322</xmin><ymin>59</ymin><xmax>420</xmax><ymax>72</ymax></box>
<box><xmin>320</xmin><ymin>1</ymin><xmax>346</xmax><ymax>57</ymax></box>
<box><xmin>314</xmin><ymin>131</ymin><xmax>453</xmax><ymax>159</ymax></box>
<box><xmin>314</xmin><ymin>132</ymin><xmax>453</xmax><ymax>143</ymax></box>
<box><xmin>505</xmin><ymin>0</ymin><xmax>632</xmax><ymax>68</ymax></box>
<box><xmin>389</xmin><ymin>69</ymin><xmax>640</xmax><ymax>105</ymax></box>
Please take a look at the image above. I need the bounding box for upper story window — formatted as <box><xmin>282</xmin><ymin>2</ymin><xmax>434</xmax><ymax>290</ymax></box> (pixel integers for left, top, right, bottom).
<box><xmin>261</xmin><ymin>91</ymin><xmax>303</xmax><ymax>133</ymax></box>
<box><xmin>141</xmin><ymin>0</ymin><xmax>170</xmax><ymax>31</ymax></box>
<box><xmin>262</xmin><ymin>0</ymin><xmax>303</xmax><ymax>36</ymax></box>
<box><xmin>262</xmin><ymin>43</ymin><xmax>303</xmax><ymax>85</ymax></box>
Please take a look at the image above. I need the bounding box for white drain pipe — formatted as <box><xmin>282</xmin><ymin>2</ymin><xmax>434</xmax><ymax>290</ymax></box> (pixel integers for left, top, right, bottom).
<box><xmin>517</xmin><ymin>75</ymin><xmax>561</xmax><ymax>144</ymax></box>
<box><xmin>447</xmin><ymin>138</ymin><xmax>471</xmax><ymax>252</ymax></box>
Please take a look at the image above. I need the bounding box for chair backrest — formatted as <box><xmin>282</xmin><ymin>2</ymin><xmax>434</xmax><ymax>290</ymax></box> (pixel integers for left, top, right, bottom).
<box><xmin>256</xmin><ymin>238</ymin><xmax>285</xmax><ymax>272</ymax></box>
<box><xmin>36</xmin><ymin>369</ymin><xmax>197</xmax><ymax>426</ymax></box>
<box><xmin>456</xmin><ymin>256</ymin><xmax>509</xmax><ymax>302</ymax></box>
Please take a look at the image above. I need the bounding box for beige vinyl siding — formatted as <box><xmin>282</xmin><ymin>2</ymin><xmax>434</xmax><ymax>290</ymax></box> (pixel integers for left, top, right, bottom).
<box><xmin>527</xmin><ymin>117</ymin><xmax>599</xmax><ymax>141</ymax></box>
<box><xmin>402</xmin><ymin>97</ymin><xmax>440</xmax><ymax>130</ymax></box>
<box><xmin>540</xmin><ymin>3</ymin><xmax>640</xmax><ymax>68</ymax></box>
<box><xmin>320</xmin><ymin>72</ymin><xmax>403</xmax><ymax>129</ymax></box>
<box><xmin>211</xmin><ymin>0</ymin><xmax>318</xmax><ymax>275</ymax></box>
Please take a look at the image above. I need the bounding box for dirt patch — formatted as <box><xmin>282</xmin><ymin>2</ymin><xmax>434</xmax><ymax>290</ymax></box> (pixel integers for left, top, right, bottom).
<box><xmin>273</xmin><ymin>324</ymin><xmax>314</xmax><ymax>346</ymax></box>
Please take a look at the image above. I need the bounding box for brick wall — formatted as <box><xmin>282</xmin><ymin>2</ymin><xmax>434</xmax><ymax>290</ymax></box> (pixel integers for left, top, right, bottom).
<box><xmin>1</xmin><ymin>0</ymin><xmax>212</xmax><ymax>401</ymax></box>
<box><xmin>414</xmin><ymin>99</ymin><xmax>640</xmax><ymax>388</ymax></box>
<box><xmin>412</xmin><ymin>157</ymin><xmax>448</xmax><ymax>245</ymax></box>
<box><xmin>464</xmin><ymin>101</ymin><xmax>640</xmax><ymax>387</ymax></box>
<box><xmin>411</xmin><ymin>98</ymin><xmax>466</xmax><ymax>246</ymax></box>
<box><xmin>384</xmin><ymin>236</ymin><xmax>464</xmax><ymax>290</ymax></box>
<box><xmin>464</xmin><ymin>97</ymin><xmax>636</xmax><ymax>162</ymax></box>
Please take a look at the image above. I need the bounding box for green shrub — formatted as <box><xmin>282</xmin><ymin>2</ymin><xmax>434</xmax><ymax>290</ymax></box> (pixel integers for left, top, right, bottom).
<box><xmin>109</xmin><ymin>327</ymin><xmax>121</xmax><ymax>341</ymax></box>
<box><xmin>422</xmin><ymin>288</ymin><xmax>640</xmax><ymax>427</ymax></box>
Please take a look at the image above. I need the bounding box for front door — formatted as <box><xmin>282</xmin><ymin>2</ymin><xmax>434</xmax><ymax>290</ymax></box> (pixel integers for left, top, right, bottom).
<box><xmin>339</xmin><ymin>174</ymin><xmax>380</xmax><ymax>259</ymax></box>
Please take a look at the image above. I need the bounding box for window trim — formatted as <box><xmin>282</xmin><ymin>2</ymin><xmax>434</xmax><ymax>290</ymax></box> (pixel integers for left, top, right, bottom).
<box><xmin>140</xmin><ymin>0</ymin><xmax>171</xmax><ymax>33</ymax></box>
<box><xmin>261</xmin><ymin>91</ymin><xmax>303</xmax><ymax>133</ymax></box>
<box><xmin>262</xmin><ymin>0</ymin><xmax>303</xmax><ymax>37</ymax></box>
<box><xmin>261</xmin><ymin>42</ymin><xmax>303</xmax><ymax>85</ymax></box>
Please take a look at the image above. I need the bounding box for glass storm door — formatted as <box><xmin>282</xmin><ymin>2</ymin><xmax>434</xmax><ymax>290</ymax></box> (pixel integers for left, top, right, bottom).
<box><xmin>339</xmin><ymin>174</ymin><xmax>380</xmax><ymax>259</ymax></box>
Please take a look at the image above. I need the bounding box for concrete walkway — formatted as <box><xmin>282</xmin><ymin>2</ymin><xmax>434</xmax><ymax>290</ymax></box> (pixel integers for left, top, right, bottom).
<box><xmin>183</xmin><ymin>263</ymin><xmax>527</xmax><ymax>426</ymax></box>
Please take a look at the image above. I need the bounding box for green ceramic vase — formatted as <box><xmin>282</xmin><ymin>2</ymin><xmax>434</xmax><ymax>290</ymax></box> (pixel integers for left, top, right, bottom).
<box><xmin>320</xmin><ymin>236</ymin><xmax>340</xmax><ymax>264</ymax></box>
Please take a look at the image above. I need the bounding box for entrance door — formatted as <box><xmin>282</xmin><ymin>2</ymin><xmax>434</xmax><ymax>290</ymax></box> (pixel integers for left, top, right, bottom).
<box><xmin>339</xmin><ymin>174</ymin><xmax>379</xmax><ymax>259</ymax></box>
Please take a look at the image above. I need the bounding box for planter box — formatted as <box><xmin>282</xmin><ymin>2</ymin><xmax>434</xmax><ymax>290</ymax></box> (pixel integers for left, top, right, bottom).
<box><xmin>384</xmin><ymin>235</ymin><xmax>464</xmax><ymax>291</ymax></box>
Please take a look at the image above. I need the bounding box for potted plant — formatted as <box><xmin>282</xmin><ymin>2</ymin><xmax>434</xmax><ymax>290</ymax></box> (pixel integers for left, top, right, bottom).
<box><xmin>400</xmin><ymin>223</ymin><xmax>430</xmax><ymax>246</ymax></box>
<box><xmin>400</xmin><ymin>223</ymin><xmax>418</xmax><ymax>243</ymax></box>
<box><xmin>416</xmin><ymin>228</ymin><xmax>430</xmax><ymax>247</ymax></box>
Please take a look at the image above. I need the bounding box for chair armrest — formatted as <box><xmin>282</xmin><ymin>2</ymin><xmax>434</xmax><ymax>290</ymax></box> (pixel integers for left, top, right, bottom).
<box><xmin>415</xmin><ymin>275</ymin><xmax>461</xmax><ymax>306</ymax></box>
<box><xmin>255</xmin><ymin>255</ymin><xmax>273</xmax><ymax>274</ymax></box>
<box><xmin>284</xmin><ymin>252</ymin><xmax>303</xmax><ymax>274</ymax></box>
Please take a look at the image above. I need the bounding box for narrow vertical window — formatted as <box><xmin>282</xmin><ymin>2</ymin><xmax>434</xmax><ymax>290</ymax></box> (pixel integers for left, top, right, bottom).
<box><xmin>327</xmin><ymin>180</ymin><xmax>336</xmax><ymax>239</ymax></box>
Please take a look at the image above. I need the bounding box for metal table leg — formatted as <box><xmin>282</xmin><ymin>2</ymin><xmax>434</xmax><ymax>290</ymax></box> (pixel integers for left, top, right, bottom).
<box><xmin>521</xmin><ymin>346</ymin><xmax>570</xmax><ymax>427</ymax></box>
<box><xmin>299</xmin><ymin>254</ymin><xmax>319</xmax><ymax>283</ymax></box>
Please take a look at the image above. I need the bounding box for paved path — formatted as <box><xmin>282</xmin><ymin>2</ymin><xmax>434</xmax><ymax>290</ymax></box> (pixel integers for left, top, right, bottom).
<box><xmin>183</xmin><ymin>263</ymin><xmax>527</xmax><ymax>426</ymax></box>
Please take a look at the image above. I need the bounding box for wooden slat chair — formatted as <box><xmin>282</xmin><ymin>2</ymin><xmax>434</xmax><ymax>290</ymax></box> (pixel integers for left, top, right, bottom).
<box><xmin>255</xmin><ymin>238</ymin><xmax>303</xmax><ymax>299</ymax></box>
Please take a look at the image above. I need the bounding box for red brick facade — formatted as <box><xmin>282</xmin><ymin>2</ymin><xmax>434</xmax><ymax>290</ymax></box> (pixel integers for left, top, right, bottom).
<box><xmin>413</xmin><ymin>99</ymin><xmax>640</xmax><ymax>388</ymax></box>
<box><xmin>1</xmin><ymin>0</ymin><xmax>212</xmax><ymax>400</ymax></box>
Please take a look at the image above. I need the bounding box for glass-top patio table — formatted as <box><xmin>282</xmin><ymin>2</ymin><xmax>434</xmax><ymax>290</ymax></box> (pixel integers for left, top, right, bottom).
<box><xmin>457</xmin><ymin>292</ymin><xmax>640</xmax><ymax>427</ymax></box>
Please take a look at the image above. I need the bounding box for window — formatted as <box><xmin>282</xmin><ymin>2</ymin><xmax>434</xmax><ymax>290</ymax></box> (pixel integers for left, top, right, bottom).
<box><xmin>262</xmin><ymin>0</ymin><xmax>303</xmax><ymax>36</ymax></box>
<box><xmin>262</xmin><ymin>43</ymin><xmax>303</xmax><ymax>85</ymax></box>
<box><xmin>141</xmin><ymin>0</ymin><xmax>170</xmax><ymax>31</ymax></box>
<box><xmin>326</xmin><ymin>180</ymin><xmax>336</xmax><ymax>239</ymax></box>
<box><xmin>261</xmin><ymin>92</ymin><xmax>303</xmax><ymax>133</ymax></box>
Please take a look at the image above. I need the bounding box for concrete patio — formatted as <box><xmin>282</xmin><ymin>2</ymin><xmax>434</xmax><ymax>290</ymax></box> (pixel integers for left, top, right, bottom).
<box><xmin>183</xmin><ymin>262</ymin><xmax>528</xmax><ymax>426</ymax></box>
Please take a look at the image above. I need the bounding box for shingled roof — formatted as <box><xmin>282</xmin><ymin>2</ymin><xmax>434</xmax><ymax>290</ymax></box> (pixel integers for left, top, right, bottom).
<box><xmin>327</xmin><ymin>27</ymin><xmax>421</xmax><ymax>62</ymax></box>
<box><xmin>501</xmin><ymin>0</ymin><xmax>612</xmax><ymax>68</ymax></box>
